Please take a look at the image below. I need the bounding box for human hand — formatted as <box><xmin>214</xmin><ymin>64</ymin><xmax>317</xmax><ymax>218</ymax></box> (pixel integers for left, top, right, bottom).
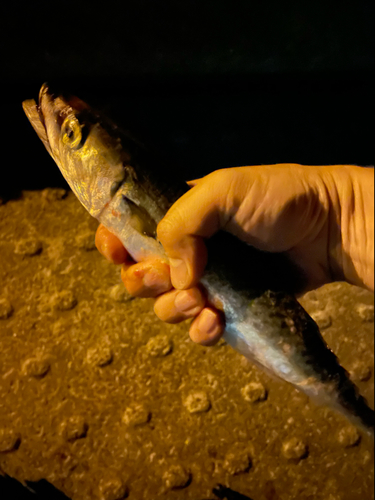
<box><xmin>95</xmin><ymin>164</ymin><xmax>374</xmax><ymax>345</ymax></box>
<box><xmin>95</xmin><ymin>224</ymin><xmax>216</xmax><ymax>343</ymax></box>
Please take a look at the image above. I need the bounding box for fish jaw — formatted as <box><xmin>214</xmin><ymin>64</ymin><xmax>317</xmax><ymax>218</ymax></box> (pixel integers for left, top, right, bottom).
<box><xmin>22</xmin><ymin>83</ymin><xmax>86</xmax><ymax>176</ymax></box>
<box><xmin>22</xmin><ymin>99</ymin><xmax>54</xmax><ymax>159</ymax></box>
<box><xmin>22</xmin><ymin>92</ymin><xmax>68</xmax><ymax>177</ymax></box>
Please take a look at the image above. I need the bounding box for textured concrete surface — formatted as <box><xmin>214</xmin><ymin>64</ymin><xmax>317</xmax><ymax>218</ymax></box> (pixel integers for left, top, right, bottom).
<box><xmin>0</xmin><ymin>190</ymin><xmax>373</xmax><ymax>500</ymax></box>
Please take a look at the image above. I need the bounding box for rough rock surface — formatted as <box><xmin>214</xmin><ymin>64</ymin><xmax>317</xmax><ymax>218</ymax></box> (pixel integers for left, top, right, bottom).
<box><xmin>0</xmin><ymin>191</ymin><xmax>373</xmax><ymax>500</ymax></box>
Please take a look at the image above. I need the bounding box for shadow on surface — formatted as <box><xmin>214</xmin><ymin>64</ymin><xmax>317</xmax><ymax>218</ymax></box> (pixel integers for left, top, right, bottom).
<box><xmin>0</xmin><ymin>475</ymin><xmax>71</xmax><ymax>500</ymax></box>
<box><xmin>212</xmin><ymin>483</ymin><xmax>255</xmax><ymax>500</ymax></box>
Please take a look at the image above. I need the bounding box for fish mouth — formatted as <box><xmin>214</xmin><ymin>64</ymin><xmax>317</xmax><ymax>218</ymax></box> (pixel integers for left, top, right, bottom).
<box><xmin>23</xmin><ymin>83</ymin><xmax>84</xmax><ymax>167</ymax></box>
<box><xmin>38</xmin><ymin>83</ymin><xmax>68</xmax><ymax>150</ymax></box>
<box><xmin>22</xmin><ymin>92</ymin><xmax>53</xmax><ymax>158</ymax></box>
<box><xmin>22</xmin><ymin>82</ymin><xmax>61</xmax><ymax>160</ymax></box>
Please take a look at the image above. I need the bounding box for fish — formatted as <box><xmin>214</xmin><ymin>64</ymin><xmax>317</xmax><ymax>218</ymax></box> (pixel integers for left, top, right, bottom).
<box><xmin>22</xmin><ymin>83</ymin><xmax>374</xmax><ymax>436</ymax></box>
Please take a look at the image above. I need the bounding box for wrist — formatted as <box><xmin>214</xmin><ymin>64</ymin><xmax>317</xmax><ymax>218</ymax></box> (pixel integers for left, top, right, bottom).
<box><xmin>322</xmin><ymin>165</ymin><xmax>374</xmax><ymax>291</ymax></box>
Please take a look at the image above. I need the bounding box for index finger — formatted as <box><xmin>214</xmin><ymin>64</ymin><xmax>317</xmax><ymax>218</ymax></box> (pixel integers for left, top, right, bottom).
<box><xmin>157</xmin><ymin>168</ymin><xmax>246</xmax><ymax>289</ymax></box>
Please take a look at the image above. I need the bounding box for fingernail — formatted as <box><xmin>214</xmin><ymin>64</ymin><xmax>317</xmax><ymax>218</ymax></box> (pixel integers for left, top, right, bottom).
<box><xmin>169</xmin><ymin>258</ymin><xmax>189</xmax><ymax>289</ymax></box>
<box><xmin>195</xmin><ymin>308</ymin><xmax>218</xmax><ymax>335</ymax></box>
<box><xmin>175</xmin><ymin>290</ymin><xmax>201</xmax><ymax>315</ymax></box>
<box><xmin>137</xmin><ymin>263</ymin><xmax>172</xmax><ymax>296</ymax></box>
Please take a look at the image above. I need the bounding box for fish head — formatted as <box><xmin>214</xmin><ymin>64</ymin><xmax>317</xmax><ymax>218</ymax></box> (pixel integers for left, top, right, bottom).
<box><xmin>22</xmin><ymin>83</ymin><xmax>131</xmax><ymax>218</ymax></box>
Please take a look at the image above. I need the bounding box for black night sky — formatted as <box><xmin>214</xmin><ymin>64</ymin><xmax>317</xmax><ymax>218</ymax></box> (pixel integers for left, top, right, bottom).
<box><xmin>1</xmin><ymin>1</ymin><xmax>374</xmax><ymax>191</ymax></box>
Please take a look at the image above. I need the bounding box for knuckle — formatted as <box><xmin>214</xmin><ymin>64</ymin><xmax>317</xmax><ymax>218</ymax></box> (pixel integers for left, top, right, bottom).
<box><xmin>208</xmin><ymin>168</ymin><xmax>232</xmax><ymax>184</ymax></box>
<box><xmin>157</xmin><ymin>214</ymin><xmax>181</xmax><ymax>245</ymax></box>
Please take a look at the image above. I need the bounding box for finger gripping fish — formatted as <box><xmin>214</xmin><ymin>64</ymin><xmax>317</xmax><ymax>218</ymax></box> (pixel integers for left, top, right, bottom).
<box><xmin>23</xmin><ymin>84</ymin><xmax>374</xmax><ymax>436</ymax></box>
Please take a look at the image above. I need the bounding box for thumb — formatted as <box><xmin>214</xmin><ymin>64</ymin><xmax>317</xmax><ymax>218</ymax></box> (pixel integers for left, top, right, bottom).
<box><xmin>157</xmin><ymin>169</ymin><xmax>242</xmax><ymax>289</ymax></box>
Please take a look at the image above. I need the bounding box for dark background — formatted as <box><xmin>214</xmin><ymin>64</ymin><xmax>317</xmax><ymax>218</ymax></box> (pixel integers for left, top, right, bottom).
<box><xmin>1</xmin><ymin>0</ymin><xmax>373</xmax><ymax>200</ymax></box>
<box><xmin>0</xmin><ymin>0</ymin><xmax>373</xmax><ymax>497</ymax></box>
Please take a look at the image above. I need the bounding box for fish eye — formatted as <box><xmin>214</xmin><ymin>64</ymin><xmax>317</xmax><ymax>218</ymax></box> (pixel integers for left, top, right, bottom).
<box><xmin>61</xmin><ymin>115</ymin><xmax>82</xmax><ymax>149</ymax></box>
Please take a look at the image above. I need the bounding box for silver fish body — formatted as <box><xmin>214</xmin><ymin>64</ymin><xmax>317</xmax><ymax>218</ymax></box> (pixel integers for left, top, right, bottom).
<box><xmin>23</xmin><ymin>84</ymin><xmax>374</xmax><ymax>436</ymax></box>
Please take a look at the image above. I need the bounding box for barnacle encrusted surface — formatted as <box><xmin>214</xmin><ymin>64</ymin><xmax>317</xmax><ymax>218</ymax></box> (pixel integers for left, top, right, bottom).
<box><xmin>0</xmin><ymin>191</ymin><xmax>373</xmax><ymax>500</ymax></box>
